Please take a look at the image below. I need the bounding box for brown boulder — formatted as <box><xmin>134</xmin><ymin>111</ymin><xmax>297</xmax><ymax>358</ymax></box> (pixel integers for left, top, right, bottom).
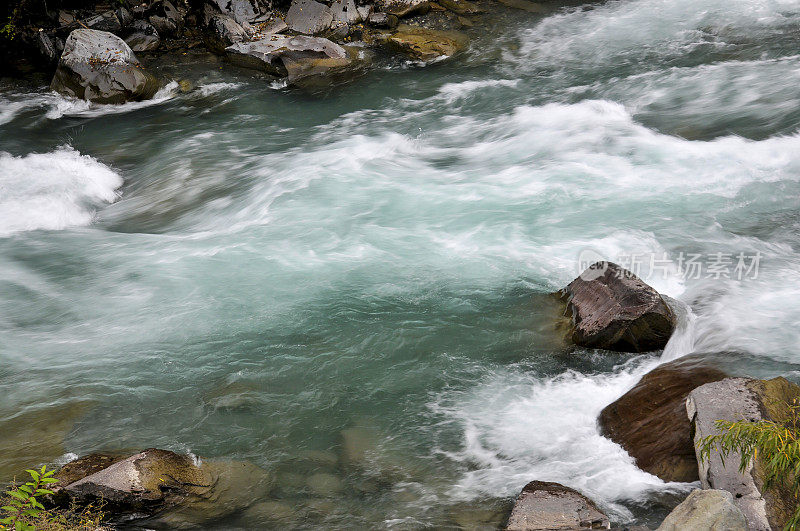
<box><xmin>558</xmin><ymin>262</ymin><xmax>677</xmax><ymax>352</ymax></box>
<box><xmin>599</xmin><ymin>356</ymin><xmax>727</xmax><ymax>482</ymax></box>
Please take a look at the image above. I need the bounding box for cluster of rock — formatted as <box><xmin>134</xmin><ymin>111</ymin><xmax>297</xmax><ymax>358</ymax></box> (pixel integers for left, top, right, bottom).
<box><xmin>23</xmin><ymin>0</ymin><xmax>500</xmax><ymax>101</ymax></box>
<box><xmin>503</xmin><ymin>262</ymin><xmax>799</xmax><ymax>529</ymax></box>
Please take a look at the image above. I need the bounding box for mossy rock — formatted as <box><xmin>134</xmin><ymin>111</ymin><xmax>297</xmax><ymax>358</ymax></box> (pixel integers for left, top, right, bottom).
<box><xmin>387</xmin><ymin>24</ymin><xmax>468</xmax><ymax>61</ymax></box>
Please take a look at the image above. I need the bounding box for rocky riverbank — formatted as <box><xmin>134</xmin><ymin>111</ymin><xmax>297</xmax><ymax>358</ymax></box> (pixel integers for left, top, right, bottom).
<box><xmin>1</xmin><ymin>0</ymin><xmax>559</xmax><ymax>94</ymax></box>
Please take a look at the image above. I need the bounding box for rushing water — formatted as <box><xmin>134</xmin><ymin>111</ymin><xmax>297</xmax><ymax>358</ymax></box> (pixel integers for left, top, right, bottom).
<box><xmin>2</xmin><ymin>0</ymin><xmax>800</xmax><ymax>527</ymax></box>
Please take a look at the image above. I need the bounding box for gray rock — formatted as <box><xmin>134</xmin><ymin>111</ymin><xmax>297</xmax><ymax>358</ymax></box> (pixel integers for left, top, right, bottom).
<box><xmin>330</xmin><ymin>0</ymin><xmax>361</xmax><ymax>24</ymax></box>
<box><xmin>376</xmin><ymin>0</ymin><xmax>430</xmax><ymax>18</ymax></box>
<box><xmin>367</xmin><ymin>12</ymin><xmax>398</xmax><ymax>28</ymax></box>
<box><xmin>285</xmin><ymin>0</ymin><xmax>333</xmax><ymax>35</ymax></box>
<box><xmin>356</xmin><ymin>5</ymin><xmax>373</xmax><ymax>20</ymax></box>
<box><xmin>206</xmin><ymin>14</ymin><xmax>249</xmax><ymax>54</ymax></box>
<box><xmin>657</xmin><ymin>489</ymin><xmax>747</xmax><ymax>531</ymax></box>
<box><xmin>116</xmin><ymin>7</ymin><xmax>134</xmax><ymax>28</ymax></box>
<box><xmin>506</xmin><ymin>480</ymin><xmax>610</xmax><ymax>530</ymax></box>
<box><xmin>557</xmin><ymin>262</ymin><xmax>677</xmax><ymax>352</ymax></box>
<box><xmin>50</xmin><ymin>29</ymin><xmax>159</xmax><ymax>104</ymax></box>
<box><xmin>226</xmin><ymin>34</ymin><xmax>347</xmax><ymax>78</ymax></box>
<box><xmin>149</xmin><ymin>15</ymin><xmax>177</xmax><ymax>37</ymax></box>
<box><xmin>214</xmin><ymin>0</ymin><xmax>260</xmax><ymax>25</ymax></box>
<box><xmin>125</xmin><ymin>20</ymin><xmax>161</xmax><ymax>52</ymax></box>
<box><xmin>687</xmin><ymin>377</ymin><xmax>776</xmax><ymax>530</ymax></box>
<box><xmin>58</xmin><ymin>10</ymin><xmax>75</xmax><ymax>25</ymax></box>
<box><xmin>37</xmin><ymin>30</ymin><xmax>58</xmax><ymax>64</ymax></box>
<box><xmin>86</xmin><ymin>10</ymin><xmax>122</xmax><ymax>33</ymax></box>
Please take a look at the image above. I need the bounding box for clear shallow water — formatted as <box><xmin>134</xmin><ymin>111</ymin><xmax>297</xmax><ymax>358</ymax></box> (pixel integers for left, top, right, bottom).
<box><xmin>2</xmin><ymin>0</ymin><xmax>800</xmax><ymax>527</ymax></box>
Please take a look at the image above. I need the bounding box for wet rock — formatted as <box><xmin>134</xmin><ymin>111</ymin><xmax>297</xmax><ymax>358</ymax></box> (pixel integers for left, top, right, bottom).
<box><xmin>86</xmin><ymin>10</ymin><xmax>123</xmax><ymax>33</ymax></box>
<box><xmin>149</xmin><ymin>15</ymin><xmax>178</xmax><ymax>38</ymax></box>
<box><xmin>205</xmin><ymin>14</ymin><xmax>249</xmax><ymax>54</ymax></box>
<box><xmin>244</xmin><ymin>500</ymin><xmax>297</xmax><ymax>523</ymax></box>
<box><xmin>368</xmin><ymin>12</ymin><xmax>399</xmax><ymax>28</ymax></box>
<box><xmin>125</xmin><ymin>20</ymin><xmax>161</xmax><ymax>53</ymax></box>
<box><xmin>377</xmin><ymin>0</ymin><xmax>431</xmax><ymax>18</ymax></box>
<box><xmin>53</xmin><ymin>449</ymin><xmax>273</xmax><ymax>523</ymax></box>
<box><xmin>657</xmin><ymin>489</ymin><xmax>747</xmax><ymax>531</ymax></box>
<box><xmin>53</xmin><ymin>449</ymin><xmax>213</xmax><ymax>512</ymax></box>
<box><xmin>387</xmin><ymin>24</ymin><xmax>468</xmax><ymax>61</ymax></box>
<box><xmin>598</xmin><ymin>355</ymin><xmax>727</xmax><ymax>482</ymax></box>
<box><xmin>37</xmin><ymin>30</ymin><xmax>59</xmax><ymax>65</ymax></box>
<box><xmin>58</xmin><ymin>10</ymin><xmax>76</xmax><ymax>25</ymax></box>
<box><xmin>285</xmin><ymin>0</ymin><xmax>334</xmax><ymax>34</ymax></box>
<box><xmin>51</xmin><ymin>29</ymin><xmax>159</xmax><ymax>103</ymax></box>
<box><xmin>331</xmin><ymin>0</ymin><xmax>361</xmax><ymax>24</ymax></box>
<box><xmin>117</xmin><ymin>7</ymin><xmax>134</xmax><ymax>28</ymax></box>
<box><xmin>557</xmin><ymin>262</ymin><xmax>677</xmax><ymax>352</ymax></box>
<box><xmin>214</xmin><ymin>0</ymin><xmax>260</xmax><ymax>25</ymax></box>
<box><xmin>226</xmin><ymin>35</ymin><xmax>351</xmax><ymax>82</ymax></box>
<box><xmin>0</xmin><ymin>400</ymin><xmax>92</xmax><ymax>482</ymax></box>
<box><xmin>687</xmin><ymin>376</ymin><xmax>800</xmax><ymax>530</ymax></box>
<box><xmin>357</xmin><ymin>5</ymin><xmax>373</xmax><ymax>20</ymax></box>
<box><xmin>506</xmin><ymin>480</ymin><xmax>610</xmax><ymax>530</ymax></box>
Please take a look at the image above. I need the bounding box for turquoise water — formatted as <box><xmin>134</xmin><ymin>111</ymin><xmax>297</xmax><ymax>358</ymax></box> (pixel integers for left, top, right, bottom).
<box><xmin>3</xmin><ymin>0</ymin><xmax>800</xmax><ymax>527</ymax></box>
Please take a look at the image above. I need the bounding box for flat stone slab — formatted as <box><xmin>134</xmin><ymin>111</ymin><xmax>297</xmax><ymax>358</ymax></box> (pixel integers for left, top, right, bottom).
<box><xmin>506</xmin><ymin>481</ymin><xmax>610</xmax><ymax>530</ymax></box>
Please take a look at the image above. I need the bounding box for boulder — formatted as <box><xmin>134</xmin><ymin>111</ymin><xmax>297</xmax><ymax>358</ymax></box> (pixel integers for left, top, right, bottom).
<box><xmin>377</xmin><ymin>0</ymin><xmax>431</xmax><ymax>18</ymax></box>
<box><xmin>598</xmin><ymin>355</ymin><xmax>727</xmax><ymax>482</ymax></box>
<box><xmin>687</xmin><ymin>377</ymin><xmax>800</xmax><ymax>530</ymax></box>
<box><xmin>213</xmin><ymin>0</ymin><xmax>260</xmax><ymax>25</ymax></box>
<box><xmin>506</xmin><ymin>481</ymin><xmax>610</xmax><ymax>530</ymax></box>
<box><xmin>116</xmin><ymin>7</ymin><xmax>134</xmax><ymax>28</ymax></box>
<box><xmin>387</xmin><ymin>24</ymin><xmax>468</xmax><ymax>61</ymax></box>
<box><xmin>285</xmin><ymin>0</ymin><xmax>334</xmax><ymax>35</ymax></box>
<box><xmin>330</xmin><ymin>0</ymin><xmax>361</xmax><ymax>24</ymax></box>
<box><xmin>53</xmin><ymin>449</ymin><xmax>273</xmax><ymax>522</ymax></box>
<box><xmin>205</xmin><ymin>14</ymin><xmax>249</xmax><ymax>54</ymax></box>
<box><xmin>368</xmin><ymin>12</ymin><xmax>399</xmax><ymax>29</ymax></box>
<box><xmin>53</xmin><ymin>449</ymin><xmax>213</xmax><ymax>512</ymax></box>
<box><xmin>51</xmin><ymin>29</ymin><xmax>159</xmax><ymax>103</ymax></box>
<box><xmin>36</xmin><ymin>30</ymin><xmax>59</xmax><ymax>65</ymax></box>
<box><xmin>125</xmin><ymin>20</ymin><xmax>161</xmax><ymax>53</ymax></box>
<box><xmin>557</xmin><ymin>262</ymin><xmax>677</xmax><ymax>352</ymax></box>
<box><xmin>226</xmin><ymin>35</ymin><xmax>352</xmax><ymax>82</ymax></box>
<box><xmin>85</xmin><ymin>10</ymin><xmax>123</xmax><ymax>33</ymax></box>
<box><xmin>657</xmin><ymin>489</ymin><xmax>747</xmax><ymax>531</ymax></box>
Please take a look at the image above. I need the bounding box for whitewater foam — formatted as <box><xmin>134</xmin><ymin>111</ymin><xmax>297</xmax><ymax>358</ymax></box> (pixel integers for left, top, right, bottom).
<box><xmin>0</xmin><ymin>147</ymin><xmax>123</xmax><ymax>237</ymax></box>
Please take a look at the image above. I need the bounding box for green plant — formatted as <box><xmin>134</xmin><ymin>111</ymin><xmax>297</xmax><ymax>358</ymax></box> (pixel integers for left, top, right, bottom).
<box><xmin>1</xmin><ymin>18</ymin><xmax>16</xmax><ymax>40</ymax></box>
<box><xmin>698</xmin><ymin>400</ymin><xmax>800</xmax><ymax>530</ymax></box>
<box><xmin>0</xmin><ymin>466</ymin><xmax>58</xmax><ymax>531</ymax></box>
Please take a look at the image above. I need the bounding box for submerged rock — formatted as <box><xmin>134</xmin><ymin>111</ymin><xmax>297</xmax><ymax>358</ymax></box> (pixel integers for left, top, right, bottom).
<box><xmin>687</xmin><ymin>376</ymin><xmax>800</xmax><ymax>530</ymax></box>
<box><xmin>598</xmin><ymin>355</ymin><xmax>727</xmax><ymax>482</ymax></box>
<box><xmin>557</xmin><ymin>262</ymin><xmax>676</xmax><ymax>352</ymax></box>
<box><xmin>387</xmin><ymin>24</ymin><xmax>468</xmax><ymax>61</ymax></box>
<box><xmin>50</xmin><ymin>29</ymin><xmax>159</xmax><ymax>103</ymax></box>
<box><xmin>506</xmin><ymin>480</ymin><xmax>610</xmax><ymax>530</ymax></box>
<box><xmin>657</xmin><ymin>489</ymin><xmax>747</xmax><ymax>531</ymax></box>
<box><xmin>285</xmin><ymin>0</ymin><xmax>334</xmax><ymax>35</ymax></box>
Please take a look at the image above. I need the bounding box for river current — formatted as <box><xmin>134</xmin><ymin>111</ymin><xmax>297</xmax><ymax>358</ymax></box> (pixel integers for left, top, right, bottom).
<box><xmin>2</xmin><ymin>0</ymin><xmax>800</xmax><ymax>527</ymax></box>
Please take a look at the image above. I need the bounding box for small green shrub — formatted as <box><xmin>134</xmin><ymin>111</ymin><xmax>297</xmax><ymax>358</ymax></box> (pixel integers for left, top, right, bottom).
<box><xmin>698</xmin><ymin>402</ymin><xmax>800</xmax><ymax>530</ymax></box>
<box><xmin>0</xmin><ymin>466</ymin><xmax>105</xmax><ymax>531</ymax></box>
